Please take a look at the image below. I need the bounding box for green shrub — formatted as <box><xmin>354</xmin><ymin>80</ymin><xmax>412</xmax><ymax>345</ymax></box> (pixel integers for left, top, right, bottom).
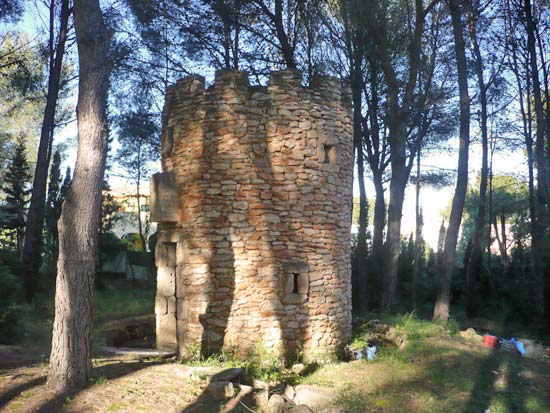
<box><xmin>0</xmin><ymin>303</ymin><xmax>21</xmax><ymax>343</ymax></box>
<box><xmin>0</xmin><ymin>259</ymin><xmax>23</xmax><ymax>343</ymax></box>
<box><xmin>0</xmin><ymin>260</ymin><xmax>20</xmax><ymax>303</ymax></box>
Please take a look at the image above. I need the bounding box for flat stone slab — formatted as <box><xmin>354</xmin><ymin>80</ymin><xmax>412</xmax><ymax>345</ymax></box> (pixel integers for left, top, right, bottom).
<box><xmin>102</xmin><ymin>346</ymin><xmax>175</xmax><ymax>357</ymax></box>
<box><xmin>293</xmin><ymin>385</ymin><xmax>334</xmax><ymax>410</ymax></box>
<box><xmin>185</xmin><ymin>366</ymin><xmax>244</xmax><ymax>382</ymax></box>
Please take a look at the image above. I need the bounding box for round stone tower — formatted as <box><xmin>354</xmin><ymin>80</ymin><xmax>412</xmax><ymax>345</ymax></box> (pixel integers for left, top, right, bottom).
<box><xmin>150</xmin><ymin>69</ymin><xmax>353</xmax><ymax>361</ymax></box>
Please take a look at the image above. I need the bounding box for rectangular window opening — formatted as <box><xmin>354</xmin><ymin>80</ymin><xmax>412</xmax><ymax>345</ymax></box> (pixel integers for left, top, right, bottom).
<box><xmin>323</xmin><ymin>144</ymin><xmax>336</xmax><ymax>164</ymax></box>
<box><xmin>282</xmin><ymin>261</ymin><xmax>309</xmax><ymax>304</ymax></box>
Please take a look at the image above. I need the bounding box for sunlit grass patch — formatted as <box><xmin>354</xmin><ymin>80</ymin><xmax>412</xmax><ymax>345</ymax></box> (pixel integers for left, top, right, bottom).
<box><xmin>307</xmin><ymin>312</ymin><xmax>550</xmax><ymax>413</ymax></box>
<box><xmin>94</xmin><ymin>288</ymin><xmax>154</xmax><ymax>321</ymax></box>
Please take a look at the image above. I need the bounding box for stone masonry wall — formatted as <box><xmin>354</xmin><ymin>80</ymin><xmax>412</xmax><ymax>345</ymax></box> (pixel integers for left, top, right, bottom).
<box><xmin>152</xmin><ymin>69</ymin><xmax>353</xmax><ymax>360</ymax></box>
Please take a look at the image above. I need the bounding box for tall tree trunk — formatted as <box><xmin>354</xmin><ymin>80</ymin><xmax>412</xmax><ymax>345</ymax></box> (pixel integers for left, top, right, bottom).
<box><xmin>356</xmin><ymin>147</ymin><xmax>368</xmax><ymax>310</ymax></box>
<box><xmin>507</xmin><ymin>0</ymin><xmax>538</xmax><ymax>314</ymax></box>
<box><xmin>47</xmin><ymin>0</ymin><xmax>110</xmax><ymax>393</ymax></box>
<box><xmin>375</xmin><ymin>0</ymin><xmax>425</xmax><ymax>311</ymax></box>
<box><xmin>21</xmin><ymin>0</ymin><xmax>71</xmax><ymax>301</ymax></box>
<box><xmin>412</xmin><ymin>147</ymin><xmax>422</xmax><ymax>309</ymax></box>
<box><xmin>264</xmin><ymin>0</ymin><xmax>296</xmax><ymax>68</ymax></box>
<box><xmin>433</xmin><ymin>0</ymin><xmax>470</xmax><ymax>321</ymax></box>
<box><xmin>363</xmin><ymin>52</ymin><xmax>387</xmax><ymax>261</ymax></box>
<box><xmin>524</xmin><ymin>0</ymin><xmax>547</xmax><ymax>317</ymax></box>
<box><xmin>534</xmin><ymin>22</ymin><xmax>550</xmax><ymax>199</ymax></box>
<box><xmin>499</xmin><ymin>209</ymin><xmax>508</xmax><ymax>266</ymax></box>
<box><xmin>372</xmin><ymin>176</ymin><xmax>385</xmax><ymax>255</ymax></box>
<box><xmin>352</xmin><ymin>55</ymin><xmax>368</xmax><ymax>311</ymax></box>
<box><xmin>487</xmin><ymin>138</ymin><xmax>496</xmax><ymax>300</ymax></box>
<box><xmin>342</xmin><ymin>0</ymin><xmax>368</xmax><ymax>310</ymax></box>
<box><xmin>465</xmin><ymin>2</ymin><xmax>488</xmax><ymax>318</ymax></box>
<box><xmin>492</xmin><ymin>214</ymin><xmax>506</xmax><ymax>266</ymax></box>
<box><xmin>136</xmin><ymin>176</ymin><xmax>146</xmax><ymax>253</ymax></box>
<box><xmin>383</xmin><ymin>158</ymin><xmax>407</xmax><ymax>311</ymax></box>
<box><xmin>233</xmin><ymin>2</ymin><xmax>240</xmax><ymax>69</ymax></box>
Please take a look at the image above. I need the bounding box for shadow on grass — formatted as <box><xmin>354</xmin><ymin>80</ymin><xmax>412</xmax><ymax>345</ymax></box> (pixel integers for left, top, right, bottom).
<box><xmin>0</xmin><ymin>375</ymin><xmax>46</xmax><ymax>409</ymax></box>
<box><xmin>179</xmin><ymin>369</ymin><xmax>257</xmax><ymax>413</ymax></box>
<box><xmin>36</xmin><ymin>359</ymin><xmax>165</xmax><ymax>413</ymax></box>
<box><xmin>505</xmin><ymin>358</ymin><xmax>526</xmax><ymax>413</ymax></box>
<box><xmin>330</xmin><ymin>339</ymin><xmax>543</xmax><ymax>413</ymax></box>
<box><xmin>462</xmin><ymin>351</ymin><xmax>502</xmax><ymax>413</ymax></box>
<box><xmin>0</xmin><ymin>358</ymin><xmax>164</xmax><ymax>413</ymax></box>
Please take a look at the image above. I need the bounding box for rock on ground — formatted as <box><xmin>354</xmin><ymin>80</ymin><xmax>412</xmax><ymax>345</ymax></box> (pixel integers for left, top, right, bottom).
<box><xmin>293</xmin><ymin>385</ymin><xmax>334</xmax><ymax>411</ymax></box>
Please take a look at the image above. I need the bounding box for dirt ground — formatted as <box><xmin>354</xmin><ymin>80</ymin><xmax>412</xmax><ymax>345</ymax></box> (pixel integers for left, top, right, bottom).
<box><xmin>2</xmin><ymin>330</ymin><xmax>550</xmax><ymax>413</ymax></box>
<box><xmin>0</xmin><ymin>347</ymin><xmax>238</xmax><ymax>413</ymax></box>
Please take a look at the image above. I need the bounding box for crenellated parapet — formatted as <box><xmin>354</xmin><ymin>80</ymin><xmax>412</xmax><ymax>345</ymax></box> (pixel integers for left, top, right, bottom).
<box><xmin>151</xmin><ymin>69</ymin><xmax>353</xmax><ymax>362</ymax></box>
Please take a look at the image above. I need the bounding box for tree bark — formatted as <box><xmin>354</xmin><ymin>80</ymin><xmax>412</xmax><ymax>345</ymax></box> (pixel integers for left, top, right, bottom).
<box><xmin>492</xmin><ymin>214</ymin><xmax>507</xmax><ymax>267</ymax></box>
<box><xmin>364</xmin><ymin>59</ymin><xmax>387</xmax><ymax>260</ymax></box>
<box><xmin>47</xmin><ymin>0</ymin><xmax>110</xmax><ymax>393</ymax></box>
<box><xmin>524</xmin><ymin>0</ymin><xmax>547</xmax><ymax>318</ymax></box>
<box><xmin>412</xmin><ymin>147</ymin><xmax>422</xmax><ymax>309</ymax></box>
<box><xmin>273</xmin><ymin>0</ymin><xmax>296</xmax><ymax>68</ymax></box>
<box><xmin>383</xmin><ymin>160</ymin><xmax>407</xmax><ymax>311</ymax></box>
<box><xmin>499</xmin><ymin>209</ymin><xmax>508</xmax><ymax>266</ymax></box>
<box><xmin>465</xmin><ymin>0</ymin><xmax>488</xmax><ymax>319</ymax></box>
<box><xmin>375</xmin><ymin>0</ymin><xmax>425</xmax><ymax>311</ymax></box>
<box><xmin>136</xmin><ymin>182</ymin><xmax>146</xmax><ymax>252</ymax></box>
<box><xmin>352</xmin><ymin>46</ymin><xmax>368</xmax><ymax>311</ymax></box>
<box><xmin>21</xmin><ymin>0</ymin><xmax>71</xmax><ymax>301</ymax></box>
<box><xmin>372</xmin><ymin>176</ymin><xmax>386</xmax><ymax>254</ymax></box>
<box><xmin>355</xmin><ymin>112</ymin><xmax>368</xmax><ymax>310</ymax></box>
<box><xmin>433</xmin><ymin>0</ymin><xmax>470</xmax><ymax>321</ymax></box>
<box><xmin>506</xmin><ymin>0</ymin><xmax>538</xmax><ymax>315</ymax></box>
<box><xmin>487</xmin><ymin>136</ymin><xmax>496</xmax><ymax>301</ymax></box>
<box><xmin>136</xmin><ymin>146</ymin><xmax>147</xmax><ymax>253</ymax></box>
<box><xmin>341</xmin><ymin>0</ymin><xmax>368</xmax><ymax>310</ymax></box>
<box><xmin>254</xmin><ymin>0</ymin><xmax>296</xmax><ymax>68</ymax></box>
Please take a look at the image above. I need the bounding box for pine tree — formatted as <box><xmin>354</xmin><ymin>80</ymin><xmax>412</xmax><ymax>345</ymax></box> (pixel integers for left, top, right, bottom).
<box><xmin>44</xmin><ymin>151</ymin><xmax>68</xmax><ymax>274</ymax></box>
<box><xmin>48</xmin><ymin>0</ymin><xmax>111</xmax><ymax>391</ymax></box>
<box><xmin>1</xmin><ymin>137</ymin><xmax>32</xmax><ymax>253</ymax></box>
<box><xmin>60</xmin><ymin>167</ymin><xmax>71</xmax><ymax>198</ymax></box>
<box><xmin>437</xmin><ymin>220</ymin><xmax>446</xmax><ymax>255</ymax></box>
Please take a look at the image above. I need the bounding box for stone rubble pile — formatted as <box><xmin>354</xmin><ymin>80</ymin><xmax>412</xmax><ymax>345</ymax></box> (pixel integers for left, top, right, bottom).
<box><xmin>204</xmin><ymin>366</ymin><xmax>332</xmax><ymax>413</ymax></box>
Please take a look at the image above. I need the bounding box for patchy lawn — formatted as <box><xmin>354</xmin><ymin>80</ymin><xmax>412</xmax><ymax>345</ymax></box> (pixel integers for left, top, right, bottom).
<box><xmin>305</xmin><ymin>333</ymin><xmax>550</xmax><ymax>412</ymax></box>
<box><xmin>1</xmin><ymin>313</ymin><xmax>549</xmax><ymax>412</ymax></box>
<box><xmin>12</xmin><ymin>287</ymin><xmax>155</xmax><ymax>350</ymax></box>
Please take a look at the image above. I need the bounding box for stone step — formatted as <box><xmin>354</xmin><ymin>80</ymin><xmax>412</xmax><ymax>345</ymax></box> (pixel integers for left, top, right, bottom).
<box><xmin>102</xmin><ymin>346</ymin><xmax>175</xmax><ymax>358</ymax></box>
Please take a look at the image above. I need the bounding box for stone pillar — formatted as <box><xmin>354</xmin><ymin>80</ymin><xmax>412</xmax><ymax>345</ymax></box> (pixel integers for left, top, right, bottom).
<box><xmin>155</xmin><ymin>239</ymin><xmax>177</xmax><ymax>351</ymax></box>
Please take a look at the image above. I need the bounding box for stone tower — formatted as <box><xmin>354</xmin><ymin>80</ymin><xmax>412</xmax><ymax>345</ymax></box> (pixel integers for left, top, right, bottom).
<box><xmin>150</xmin><ymin>69</ymin><xmax>353</xmax><ymax>360</ymax></box>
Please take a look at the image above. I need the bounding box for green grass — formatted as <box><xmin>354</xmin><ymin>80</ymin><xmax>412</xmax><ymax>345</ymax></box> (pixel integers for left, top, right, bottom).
<box><xmin>9</xmin><ymin>286</ymin><xmax>154</xmax><ymax>348</ymax></box>
<box><xmin>94</xmin><ymin>288</ymin><xmax>154</xmax><ymax>321</ymax></box>
<box><xmin>182</xmin><ymin>343</ymin><xmax>301</xmax><ymax>384</ymax></box>
<box><xmin>304</xmin><ymin>312</ymin><xmax>550</xmax><ymax>413</ymax></box>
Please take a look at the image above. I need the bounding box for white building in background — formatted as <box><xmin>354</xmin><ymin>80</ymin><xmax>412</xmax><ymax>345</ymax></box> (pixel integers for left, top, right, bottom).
<box><xmin>108</xmin><ymin>180</ymin><xmax>157</xmax><ymax>251</ymax></box>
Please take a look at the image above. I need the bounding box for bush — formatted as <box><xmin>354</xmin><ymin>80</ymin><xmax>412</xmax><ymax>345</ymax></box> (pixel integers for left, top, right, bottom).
<box><xmin>0</xmin><ymin>303</ymin><xmax>21</xmax><ymax>343</ymax></box>
<box><xmin>0</xmin><ymin>260</ymin><xmax>20</xmax><ymax>303</ymax></box>
<box><xmin>0</xmin><ymin>257</ymin><xmax>23</xmax><ymax>343</ymax></box>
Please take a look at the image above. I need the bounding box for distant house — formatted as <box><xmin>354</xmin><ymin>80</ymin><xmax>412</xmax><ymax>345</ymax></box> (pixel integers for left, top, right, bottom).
<box><xmin>108</xmin><ymin>181</ymin><xmax>157</xmax><ymax>252</ymax></box>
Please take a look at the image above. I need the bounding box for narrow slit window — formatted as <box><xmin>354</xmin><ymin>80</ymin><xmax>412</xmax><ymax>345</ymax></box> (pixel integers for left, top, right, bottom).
<box><xmin>292</xmin><ymin>273</ymin><xmax>299</xmax><ymax>294</ymax></box>
<box><xmin>282</xmin><ymin>262</ymin><xmax>309</xmax><ymax>304</ymax></box>
<box><xmin>323</xmin><ymin>144</ymin><xmax>336</xmax><ymax>164</ymax></box>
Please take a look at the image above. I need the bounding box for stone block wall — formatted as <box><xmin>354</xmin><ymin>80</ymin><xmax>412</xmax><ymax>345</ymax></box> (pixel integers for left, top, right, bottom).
<box><xmin>151</xmin><ymin>69</ymin><xmax>354</xmax><ymax>360</ymax></box>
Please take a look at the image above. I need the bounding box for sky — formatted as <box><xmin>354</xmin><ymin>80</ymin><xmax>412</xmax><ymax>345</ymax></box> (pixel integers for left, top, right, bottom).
<box><xmin>393</xmin><ymin>141</ymin><xmax>528</xmax><ymax>249</ymax></box>
<box><xmin>13</xmin><ymin>2</ymin><xmax>530</xmax><ymax>250</ymax></box>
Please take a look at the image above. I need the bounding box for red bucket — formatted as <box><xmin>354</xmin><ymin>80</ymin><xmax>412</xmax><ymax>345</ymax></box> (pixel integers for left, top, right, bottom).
<box><xmin>482</xmin><ymin>334</ymin><xmax>500</xmax><ymax>349</ymax></box>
